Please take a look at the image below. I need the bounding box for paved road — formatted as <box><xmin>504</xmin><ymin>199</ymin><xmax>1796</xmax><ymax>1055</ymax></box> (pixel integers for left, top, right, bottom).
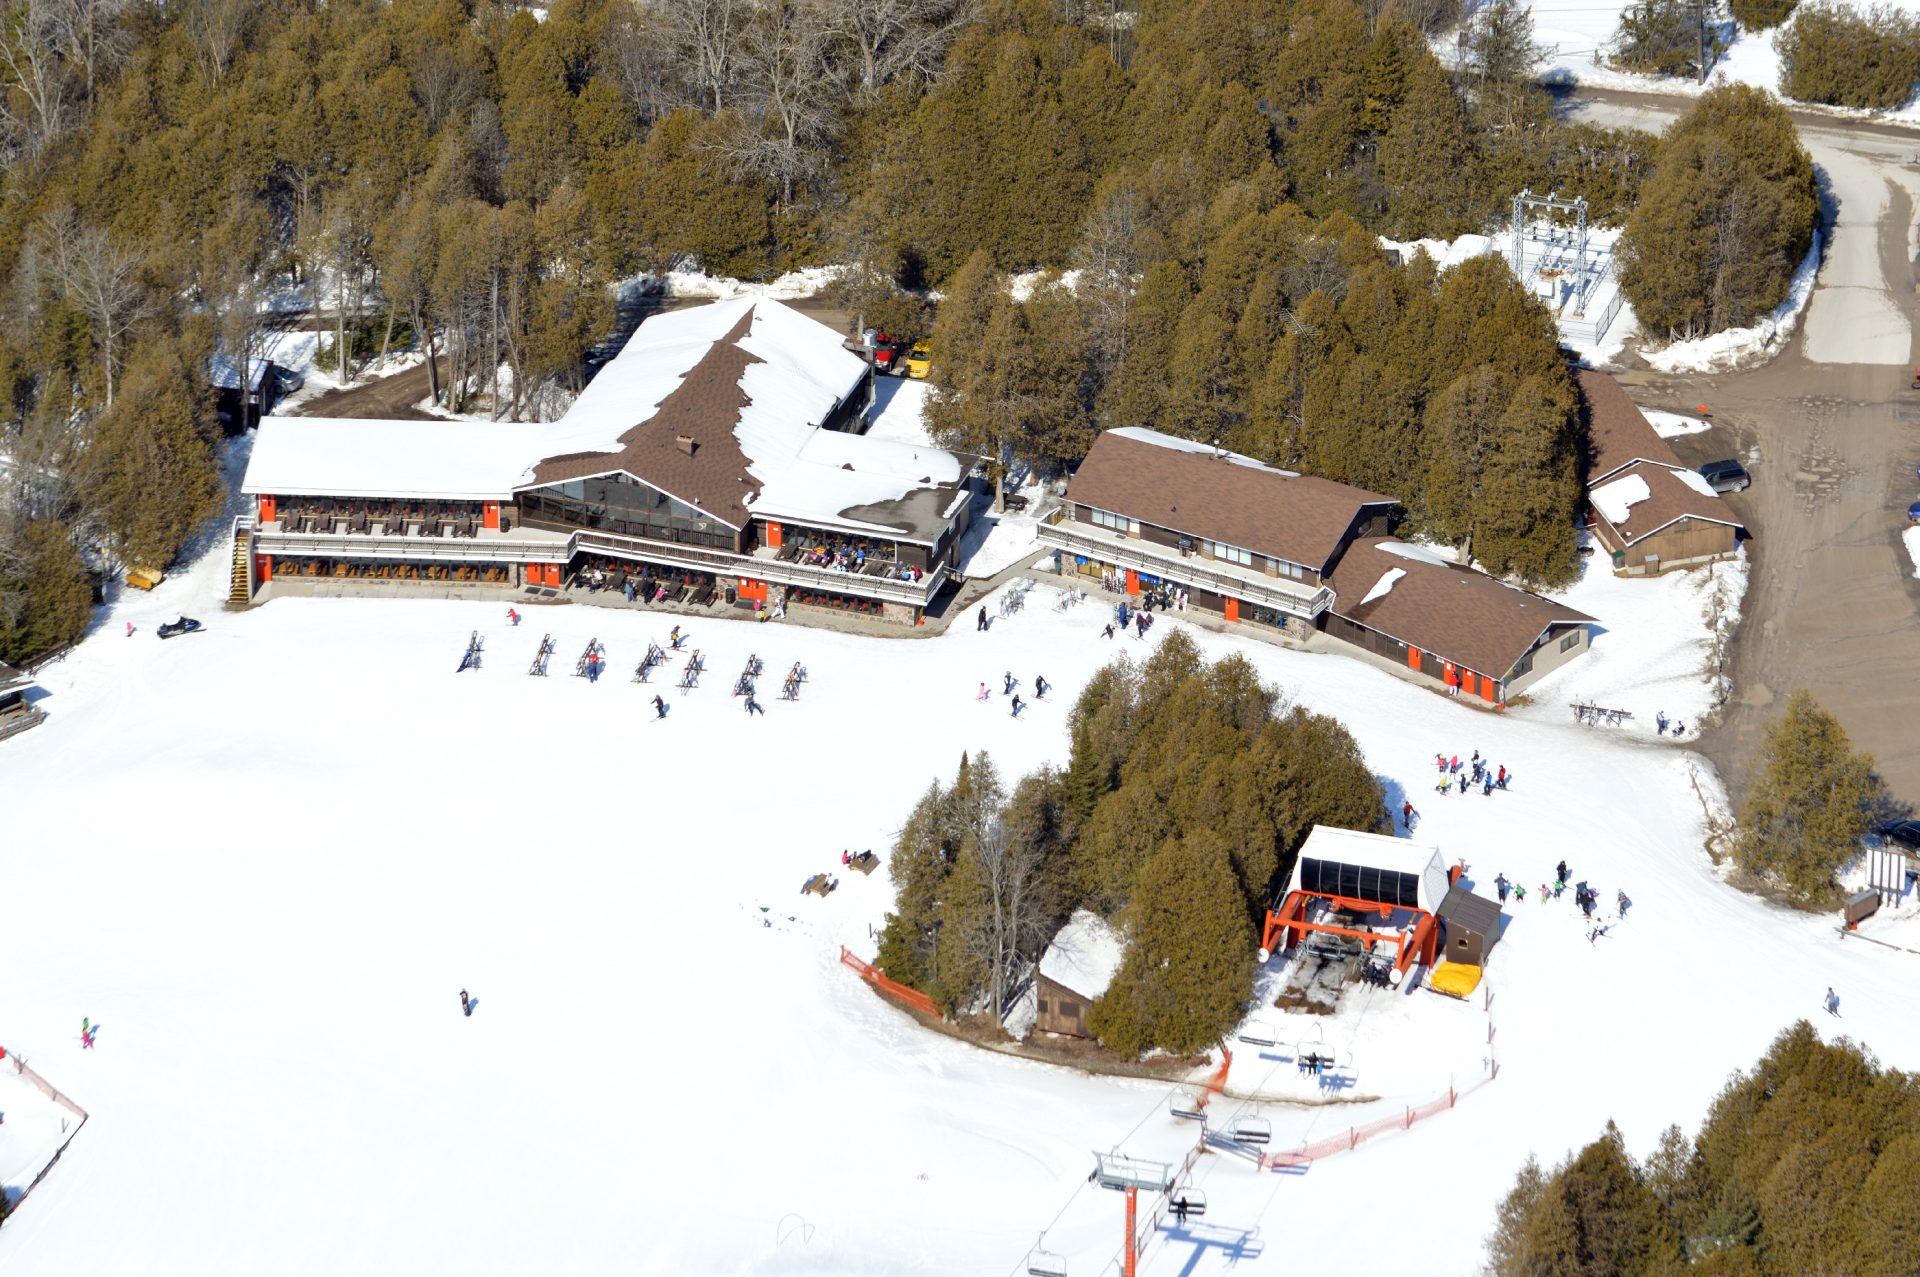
<box><xmin>1565</xmin><ymin>88</ymin><xmax>1920</xmax><ymax>805</ymax></box>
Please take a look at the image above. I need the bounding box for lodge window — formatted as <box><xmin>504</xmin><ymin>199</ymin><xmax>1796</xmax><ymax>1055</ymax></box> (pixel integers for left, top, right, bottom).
<box><xmin>1207</xmin><ymin>540</ymin><xmax>1253</xmax><ymax>566</ymax></box>
<box><xmin>520</xmin><ymin>473</ymin><xmax>735</xmax><ymax>549</ymax></box>
<box><xmin>1559</xmin><ymin>631</ymin><xmax>1581</xmax><ymax>653</ymax></box>
<box><xmin>1059</xmin><ymin>1000</ymin><xmax>1080</xmax><ymax>1018</ymax></box>
<box><xmin>1090</xmin><ymin>507</ymin><xmax>1139</xmax><ymax>534</ymax></box>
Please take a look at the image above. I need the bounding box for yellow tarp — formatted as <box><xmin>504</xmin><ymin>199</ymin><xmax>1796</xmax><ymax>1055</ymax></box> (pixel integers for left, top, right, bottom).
<box><xmin>1428</xmin><ymin>962</ymin><xmax>1483</xmax><ymax>998</ymax></box>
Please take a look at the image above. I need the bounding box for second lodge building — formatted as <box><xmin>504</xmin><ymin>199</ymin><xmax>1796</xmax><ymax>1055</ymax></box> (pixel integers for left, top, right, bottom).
<box><xmin>237</xmin><ymin>297</ymin><xmax>976</xmax><ymax>624</ymax></box>
<box><xmin>1039</xmin><ymin>427</ymin><xmax>1594</xmax><ymax>703</ymax></box>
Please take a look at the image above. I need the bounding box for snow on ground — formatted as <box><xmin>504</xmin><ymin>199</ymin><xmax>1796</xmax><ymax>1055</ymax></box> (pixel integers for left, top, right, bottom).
<box><xmin>1643</xmin><ymin>230</ymin><xmax>1824</xmax><ymax>371</ymax></box>
<box><xmin>1642</xmin><ymin>408</ymin><xmax>1713</xmax><ymax>438</ymax></box>
<box><xmin>1519</xmin><ymin>540</ymin><xmax>1747</xmax><ymax>742</ymax></box>
<box><xmin>1905</xmin><ymin>525</ymin><xmax>1920</xmax><ymax>577</ymax></box>
<box><xmin>616</xmin><ymin>264</ymin><xmax>847</xmax><ymax>303</ymax></box>
<box><xmin>7</xmin><ymin>510</ymin><xmax>1916</xmax><ymax>1277</ymax></box>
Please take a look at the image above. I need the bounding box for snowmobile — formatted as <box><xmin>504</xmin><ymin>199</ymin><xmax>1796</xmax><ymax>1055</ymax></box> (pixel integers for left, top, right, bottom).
<box><xmin>156</xmin><ymin>616</ymin><xmax>203</xmax><ymax>639</ymax></box>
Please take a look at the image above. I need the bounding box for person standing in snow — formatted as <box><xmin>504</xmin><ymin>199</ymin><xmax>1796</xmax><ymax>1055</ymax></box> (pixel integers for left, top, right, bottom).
<box><xmin>977</xmin><ymin>682</ymin><xmax>989</xmax><ymax>701</ymax></box>
<box><xmin>1494</xmin><ymin>874</ymin><xmax>1510</xmax><ymax>903</ymax></box>
<box><xmin>1617</xmin><ymin>890</ymin><xmax>1631</xmax><ymax>917</ymax></box>
<box><xmin>1514</xmin><ymin>884</ymin><xmax>1526</xmax><ymax>902</ymax></box>
<box><xmin>459</xmin><ymin>989</ymin><xmax>471</xmax><ymax>1015</ymax></box>
<box><xmin>507</xmin><ymin>608</ymin><xmax>520</xmax><ymax>627</ymax></box>
<box><xmin>1458</xmin><ymin>772</ymin><xmax>1468</xmax><ymax>794</ymax></box>
<box><xmin>1003</xmin><ymin>671</ymin><xmax>1015</xmax><ymax>695</ymax></box>
<box><xmin>1035</xmin><ymin>675</ymin><xmax>1049</xmax><ymax>699</ymax></box>
<box><xmin>1655</xmin><ymin>710</ymin><xmax>1668</xmax><ymax>736</ymax></box>
<box><xmin>652</xmin><ymin>694</ymin><xmax>668</xmax><ymax>719</ymax></box>
<box><xmin>1556</xmin><ymin>859</ymin><xmax>1569</xmax><ymax>886</ymax></box>
<box><xmin>1401</xmin><ymin>799</ymin><xmax>1416</xmax><ymax>830</ymax></box>
<box><xmin>977</xmin><ymin>605</ymin><xmax>988</xmax><ymax>632</ymax></box>
<box><xmin>1825</xmin><ymin>987</ymin><xmax>1840</xmax><ymax>1016</ymax></box>
<box><xmin>1482</xmin><ymin>772</ymin><xmax>1494</xmax><ymax>796</ymax></box>
<box><xmin>125</xmin><ymin>622</ymin><xmax>133</xmax><ymax>637</ymax></box>
<box><xmin>1102</xmin><ymin>623</ymin><xmax>1116</xmax><ymax>640</ymax></box>
<box><xmin>1010</xmin><ymin>694</ymin><xmax>1024</xmax><ymax>718</ymax></box>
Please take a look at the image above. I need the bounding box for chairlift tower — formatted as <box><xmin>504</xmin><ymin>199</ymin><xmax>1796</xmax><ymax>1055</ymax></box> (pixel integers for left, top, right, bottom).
<box><xmin>1511</xmin><ymin>188</ymin><xmax>1592</xmax><ymax>316</ymax></box>
<box><xmin>1093</xmin><ymin>1151</ymin><xmax>1174</xmax><ymax>1277</ymax></box>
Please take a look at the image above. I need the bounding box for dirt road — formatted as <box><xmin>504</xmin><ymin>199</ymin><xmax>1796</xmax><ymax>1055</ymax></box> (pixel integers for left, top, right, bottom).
<box><xmin>1566</xmin><ymin>88</ymin><xmax>1920</xmax><ymax>804</ymax></box>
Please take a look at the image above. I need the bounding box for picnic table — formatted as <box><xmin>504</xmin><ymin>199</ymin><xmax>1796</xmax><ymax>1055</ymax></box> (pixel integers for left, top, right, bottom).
<box><xmin>848</xmin><ymin>852</ymin><xmax>880</xmax><ymax>876</ymax></box>
<box><xmin>802</xmin><ymin>873</ymin><xmax>837</xmax><ymax>897</ymax></box>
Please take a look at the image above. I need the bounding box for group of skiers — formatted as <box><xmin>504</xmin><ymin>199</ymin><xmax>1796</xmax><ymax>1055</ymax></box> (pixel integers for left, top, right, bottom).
<box><xmin>978</xmin><ymin>670</ymin><xmax>1050</xmax><ymax>717</ymax></box>
<box><xmin>1433</xmin><ymin>750</ymin><xmax>1511</xmax><ymax>797</ymax></box>
<box><xmin>1491</xmin><ymin>863</ymin><xmax>1633</xmax><ymax>945</ymax></box>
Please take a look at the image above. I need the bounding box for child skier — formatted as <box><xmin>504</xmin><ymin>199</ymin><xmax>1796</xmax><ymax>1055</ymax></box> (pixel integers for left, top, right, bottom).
<box><xmin>507</xmin><ymin>608</ymin><xmax>520</xmax><ymax>626</ymax></box>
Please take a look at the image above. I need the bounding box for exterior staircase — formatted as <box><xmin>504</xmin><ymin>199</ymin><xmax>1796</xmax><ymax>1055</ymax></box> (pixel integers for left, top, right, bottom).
<box><xmin>228</xmin><ymin>516</ymin><xmax>255</xmax><ymax>605</ymax></box>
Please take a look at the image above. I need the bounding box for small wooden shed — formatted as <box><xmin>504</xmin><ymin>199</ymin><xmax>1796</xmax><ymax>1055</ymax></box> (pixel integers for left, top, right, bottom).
<box><xmin>1032</xmin><ymin>910</ymin><xmax>1124</xmax><ymax>1039</ymax></box>
<box><xmin>1437</xmin><ymin>886</ymin><xmax>1503</xmax><ymax>967</ymax></box>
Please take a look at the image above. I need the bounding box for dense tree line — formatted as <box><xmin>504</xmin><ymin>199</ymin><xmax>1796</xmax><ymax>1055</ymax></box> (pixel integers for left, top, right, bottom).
<box><xmin>1732</xmin><ymin>689</ymin><xmax>1884</xmax><ymax>906</ymax></box>
<box><xmin>875</xmin><ymin>632</ymin><xmax>1384</xmax><ymax>1055</ymax></box>
<box><xmin>0</xmin><ymin>0</ymin><xmax>1671</xmax><ymax>656</ymax></box>
<box><xmin>1487</xmin><ymin>1022</ymin><xmax>1920</xmax><ymax>1275</ymax></box>
<box><xmin>1618</xmin><ymin>84</ymin><xmax>1817</xmax><ymax>340</ymax></box>
<box><xmin>1777</xmin><ymin>2</ymin><xmax>1920</xmax><ymax>110</ymax></box>
<box><xmin>1612</xmin><ymin>0</ymin><xmax>1727</xmax><ymax>80</ymax></box>
<box><xmin>929</xmin><ymin>237</ymin><xmax>1589</xmax><ymax>586</ymax></box>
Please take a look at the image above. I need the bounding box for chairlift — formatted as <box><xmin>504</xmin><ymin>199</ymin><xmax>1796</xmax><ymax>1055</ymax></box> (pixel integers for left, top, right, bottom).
<box><xmin>1026</xmin><ymin>1234</ymin><xmax>1068</xmax><ymax>1277</ymax></box>
<box><xmin>1236</xmin><ymin>1019</ymin><xmax>1280</xmax><ymax>1048</ymax></box>
<box><xmin>1169</xmin><ymin>1089</ymin><xmax>1208</xmax><ymax>1121</ymax></box>
<box><xmin>1231</xmin><ymin>1113</ymin><xmax>1273</xmax><ymax>1146</ymax></box>
<box><xmin>1169</xmin><ymin>1187</ymin><xmax>1208</xmax><ymax>1221</ymax></box>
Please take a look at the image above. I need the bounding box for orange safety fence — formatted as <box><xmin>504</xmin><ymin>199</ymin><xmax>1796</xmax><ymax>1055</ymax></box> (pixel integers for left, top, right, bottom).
<box><xmin>1260</xmin><ymin>1070</ymin><xmax>1497</xmax><ymax>1169</ymax></box>
<box><xmin>839</xmin><ymin>947</ymin><xmax>942</xmax><ymax>1019</ymax></box>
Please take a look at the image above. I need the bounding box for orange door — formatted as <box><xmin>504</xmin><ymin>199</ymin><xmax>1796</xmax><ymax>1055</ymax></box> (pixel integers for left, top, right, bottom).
<box><xmin>1224</xmin><ymin>597</ymin><xmax>1240</xmax><ymax>622</ymax></box>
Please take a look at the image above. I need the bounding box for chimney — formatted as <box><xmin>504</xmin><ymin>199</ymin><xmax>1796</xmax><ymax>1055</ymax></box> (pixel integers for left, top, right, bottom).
<box><xmin>676</xmin><ymin>435</ymin><xmax>697</xmax><ymax>456</ymax></box>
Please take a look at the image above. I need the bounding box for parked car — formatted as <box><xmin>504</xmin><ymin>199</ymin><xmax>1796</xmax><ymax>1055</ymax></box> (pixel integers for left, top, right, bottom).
<box><xmin>1698</xmin><ymin>459</ymin><xmax>1751</xmax><ymax>493</ymax></box>
<box><xmin>905</xmin><ymin>339</ymin><xmax>933</xmax><ymax>380</ymax></box>
<box><xmin>1879</xmin><ymin>820</ymin><xmax>1920</xmax><ymax>853</ymax></box>
<box><xmin>872</xmin><ymin>334</ymin><xmax>904</xmax><ymax>375</ymax></box>
<box><xmin>1908</xmin><ymin>498</ymin><xmax>1920</xmax><ymax>523</ymax></box>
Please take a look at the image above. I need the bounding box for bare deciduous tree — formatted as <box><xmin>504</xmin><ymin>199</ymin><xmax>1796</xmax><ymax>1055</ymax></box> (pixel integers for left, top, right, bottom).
<box><xmin>0</xmin><ymin>0</ymin><xmax>75</xmax><ymax>170</ymax></box>
<box><xmin>817</xmin><ymin>0</ymin><xmax>971</xmax><ymax>95</ymax></box>
<box><xmin>648</xmin><ymin>0</ymin><xmax>750</xmax><ymax>111</ymax></box>
<box><xmin>180</xmin><ymin>0</ymin><xmax>249</xmax><ymax>86</ymax></box>
<box><xmin>40</xmin><ymin>208</ymin><xmax>148</xmax><ymax>404</ymax></box>
<box><xmin>43</xmin><ymin>0</ymin><xmax>128</xmax><ymax>100</ymax></box>
<box><xmin>723</xmin><ymin>0</ymin><xmax>842</xmax><ymax>207</ymax></box>
<box><xmin>953</xmin><ymin>815</ymin><xmax>1054</xmax><ymax>1019</ymax></box>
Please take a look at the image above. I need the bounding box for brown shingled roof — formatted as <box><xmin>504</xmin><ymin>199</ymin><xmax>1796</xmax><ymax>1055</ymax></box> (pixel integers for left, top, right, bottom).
<box><xmin>1065</xmin><ymin>430</ymin><xmax>1395</xmax><ymax>573</ymax></box>
<box><xmin>1592</xmin><ymin>460</ymin><xmax>1744</xmax><ymax>547</ymax></box>
<box><xmin>526</xmin><ymin>309</ymin><xmax>760</xmax><ymax>528</ymax></box>
<box><xmin>1573</xmin><ymin>367</ymin><xmax>1686</xmax><ymax>484</ymax></box>
<box><xmin>1326</xmin><ymin>539</ymin><xmax>1593</xmax><ymax>680</ymax></box>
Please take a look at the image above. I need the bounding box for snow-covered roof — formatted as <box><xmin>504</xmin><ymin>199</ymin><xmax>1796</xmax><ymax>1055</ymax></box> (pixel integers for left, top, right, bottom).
<box><xmin>1375</xmin><ymin>541</ymin><xmax>1454</xmax><ymax>567</ymax></box>
<box><xmin>1105</xmin><ymin>426</ymin><xmax>1300</xmax><ymax>478</ymax></box>
<box><xmin>242</xmin><ymin>418</ymin><xmax>544</xmax><ymax>500</ymax></box>
<box><xmin>1590</xmin><ymin>473</ymin><xmax>1652</xmax><ymax>525</ymax></box>
<box><xmin>1673</xmin><ymin>467</ymin><xmax>1719</xmax><ymax>498</ymax></box>
<box><xmin>208</xmin><ymin>353</ymin><xmax>269</xmax><ymax>393</ymax></box>
<box><xmin>1038</xmin><ymin>909</ymin><xmax>1125</xmax><ymax>1000</ymax></box>
<box><xmin>1288</xmin><ymin>825</ymin><xmax>1451</xmax><ymax>915</ymax></box>
<box><xmin>241</xmin><ymin>298</ymin><xmax>972</xmax><ymax>537</ymax></box>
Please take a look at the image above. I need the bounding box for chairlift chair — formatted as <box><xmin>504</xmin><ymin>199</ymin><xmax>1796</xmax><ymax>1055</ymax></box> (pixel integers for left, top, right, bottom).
<box><xmin>1025</xmin><ymin>1234</ymin><xmax>1068</xmax><ymax>1277</ymax></box>
<box><xmin>1236</xmin><ymin>1019</ymin><xmax>1280</xmax><ymax>1048</ymax></box>
<box><xmin>1169</xmin><ymin>1089</ymin><xmax>1208</xmax><ymax>1121</ymax></box>
<box><xmin>1231</xmin><ymin>1113</ymin><xmax>1272</xmax><ymax>1146</ymax></box>
<box><xmin>1170</xmin><ymin>1187</ymin><xmax>1208</xmax><ymax>1221</ymax></box>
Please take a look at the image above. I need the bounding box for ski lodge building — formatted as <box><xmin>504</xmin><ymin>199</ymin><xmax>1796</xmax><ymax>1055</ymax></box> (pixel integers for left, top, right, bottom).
<box><xmin>1574</xmin><ymin>369</ymin><xmax>1744</xmax><ymax>575</ymax></box>
<box><xmin>234</xmin><ymin>298</ymin><xmax>976</xmax><ymax>625</ymax></box>
<box><xmin>1039</xmin><ymin>427</ymin><xmax>1594</xmax><ymax>703</ymax></box>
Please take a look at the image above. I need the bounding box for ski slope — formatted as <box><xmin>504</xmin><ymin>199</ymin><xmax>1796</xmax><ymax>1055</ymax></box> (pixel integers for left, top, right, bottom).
<box><xmin>2</xmin><ymin>528</ymin><xmax>1916</xmax><ymax>1275</ymax></box>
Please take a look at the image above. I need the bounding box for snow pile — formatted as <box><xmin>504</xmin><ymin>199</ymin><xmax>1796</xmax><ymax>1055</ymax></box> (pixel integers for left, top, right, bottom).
<box><xmin>1521</xmin><ymin>540</ymin><xmax>1749</xmax><ymax>739</ymax></box>
<box><xmin>1008</xmin><ymin>268</ymin><xmax>1083</xmax><ymax>302</ymax></box>
<box><xmin>1591</xmin><ymin>472</ymin><xmax>1654</xmax><ymax>523</ymax></box>
<box><xmin>1376</xmin><ymin>540</ymin><xmax>1457</xmax><ymax>567</ymax></box>
<box><xmin>652</xmin><ymin>263</ymin><xmax>846</xmax><ymax>301</ymax></box>
<box><xmin>955</xmin><ymin>489</ymin><xmax>1044</xmax><ymax>577</ymax></box>
<box><xmin>1642</xmin><ymin>409</ymin><xmax>1713</xmax><ymax>439</ymax></box>
<box><xmin>1643</xmin><ymin>231</ymin><xmax>1822</xmax><ymax>372</ymax></box>
<box><xmin>1359</xmin><ymin>567</ymin><xmax>1407</xmax><ymax>605</ymax></box>
<box><xmin>1038</xmin><ymin>910</ymin><xmax>1126</xmax><ymax>1002</ymax></box>
<box><xmin>1906</xmin><ymin>525</ymin><xmax>1920</xmax><ymax>578</ymax></box>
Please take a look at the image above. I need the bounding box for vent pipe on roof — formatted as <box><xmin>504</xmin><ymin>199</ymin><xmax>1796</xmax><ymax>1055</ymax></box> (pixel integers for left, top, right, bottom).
<box><xmin>676</xmin><ymin>435</ymin><xmax>697</xmax><ymax>456</ymax></box>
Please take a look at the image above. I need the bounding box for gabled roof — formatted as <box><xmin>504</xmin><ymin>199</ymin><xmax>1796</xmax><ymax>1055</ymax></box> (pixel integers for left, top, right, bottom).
<box><xmin>1064</xmin><ymin>428</ymin><xmax>1395</xmax><ymax>573</ymax></box>
<box><xmin>1591</xmin><ymin>460</ymin><xmax>1744</xmax><ymax>547</ymax></box>
<box><xmin>1573</xmin><ymin>368</ymin><xmax>1687</xmax><ymax>485</ymax></box>
<box><xmin>242</xmin><ymin>418</ymin><xmax>542</xmax><ymax>500</ymax></box>
<box><xmin>1038</xmin><ymin>909</ymin><xmax>1125</xmax><ymax>1000</ymax></box>
<box><xmin>1326</xmin><ymin>539</ymin><xmax>1594</xmax><ymax>680</ymax></box>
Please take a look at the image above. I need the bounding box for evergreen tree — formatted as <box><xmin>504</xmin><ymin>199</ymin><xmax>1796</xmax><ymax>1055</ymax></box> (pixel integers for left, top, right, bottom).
<box><xmin>1734</xmin><ymin>690</ymin><xmax>1884</xmax><ymax>905</ymax></box>
<box><xmin>82</xmin><ymin>333</ymin><xmax>223</xmax><ymax>570</ymax></box>
<box><xmin>1730</xmin><ymin>0</ymin><xmax>1797</xmax><ymax>30</ymax></box>
<box><xmin>0</xmin><ymin>519</ymin><xmax>93</xmax><ymax>665</ymax></box>
<box><xmin>1087</xmin><ymin>828</ymin><xmax>1255</xmax><ymax>1056</ymax></box>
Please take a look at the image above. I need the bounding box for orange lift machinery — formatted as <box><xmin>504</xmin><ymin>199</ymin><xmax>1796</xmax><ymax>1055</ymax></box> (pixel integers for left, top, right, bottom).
<box><xmin>1258</xmin><ymin>825</ymin><xmax>1463</xmax><ymax>986</ymax></box>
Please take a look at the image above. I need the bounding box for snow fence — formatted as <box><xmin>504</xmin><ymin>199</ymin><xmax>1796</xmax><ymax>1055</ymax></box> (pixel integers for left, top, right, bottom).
<box><xmin>2</xmin><ymin>1048</ymin><xmax>89</xmax><ymax>1215</ymax></box>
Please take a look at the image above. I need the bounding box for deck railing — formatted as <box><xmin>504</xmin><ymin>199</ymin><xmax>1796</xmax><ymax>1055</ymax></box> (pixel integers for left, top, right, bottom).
<box><xmin>1036</xmin><ymin>517</ymin><xmax>1333</xmax><ymax>618</ymax></box>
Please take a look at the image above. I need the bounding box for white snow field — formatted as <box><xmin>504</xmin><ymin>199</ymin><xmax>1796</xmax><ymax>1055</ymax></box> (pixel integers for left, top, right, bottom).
<box><xmin>3</xmin><ymin>537</ymin><xmax>1917</xmax><ymax>1276</ymax></box>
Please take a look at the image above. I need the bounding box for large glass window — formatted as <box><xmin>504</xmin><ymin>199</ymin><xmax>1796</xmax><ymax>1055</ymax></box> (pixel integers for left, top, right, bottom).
<box><xmin>519</xmin><ymin>472</ymin><xmax>737</xmax><ymax>549</ymax></box>
<box><xmin>1089</xmin><ymin>507</ymin><xmax>1139</xmax><ymax>534</ymax></box>
<box><xmin>1206</xmin><ymin>540</ymin><xmax>1253</xmax><ymax>566</ymax></box>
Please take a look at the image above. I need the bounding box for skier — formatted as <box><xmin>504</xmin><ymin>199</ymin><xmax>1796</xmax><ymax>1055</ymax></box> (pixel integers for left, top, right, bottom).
<box><xmin>1496</xmin><ymin>765</ymin><xmax>1507</xmax><ymax>788</ymax></box>
<box><xmin>1514</xmin><ymin>884</ymin><xmax>1526</xmax><ymax>902</ymax></box>
<box><xmin>746</xmin><ymin>695</ymin><xmax>764</xmax><ymax>716</ymax></box>
<box><xmin>1555</xmin><ymin>859</ymin><xmax>1568</xmax><ymax>885</ymax></box>
<box><xmin>1011</xmin><ymin>694</ymin><xmax>1025</xmax><ymax>718</ymax></box>
<box><xmin>652</xmin><ymin>694</ymin><xmax>668</xmax><ymax>720</ymax></box>
<box><xmin>1494</xmin><ymin>874</ymin><xmax>1510</xmax><ymax>903</ymax></box>
<box><xmin>670</xmin><ymin>625</ymin><xmax>684</xmax><ymax>649</ymax></box>
<box><xmin>977</xmin><ymin>605</ymin><xmax>988</xmax><ymax>632</ymax></box>
<box><xmin>977</xmin><ymin>682</ymin><xmax>989</xmax><ymax>701</ymax></box>
<box><xmin>1655</xmin><ymin>710</ymin><xmax>1668</xmax><ymax>736</ymax></box>
<box><xmin>125</xmin><ymin>622</ymin><xmax>133</xmax><ymax>637</ymax></box>
<box><xmin>1003</xmin><ymin>671</ymin><xmax>1015</xmax><ymax>695</ymax></box>
<box><xmin>507</xmin><ymin>607</ymin><xmax>520</xmax><ymax>627</ymax></box>
<box><xmin>1436</xmin><ymin>753</ymin><xmax>1448</xmax><ymax>775</ymax></box>
<box><xmin>1035</xmin><ymin>674</ymin><xmax>1049</xmax><ymax>699</ymax></box>
<box><xmin>1826</xmin><ymin>987</ymin><xmax>1840</xmax><ymax>1017</ymax></box>
<box><xmin>1482</xmin><ymin>772</ymin><xmax>1494</xmax><ymax>796</ymax></box>
<box><xmin>1458</xmin><ymin>772</ymin><xmax>1468</xmax><ymax>794</ymax></box>
<box><xmin>1616</xmin><ymin>890</ymin><xmax>1631</xmax><ymax>917</ymax></box>
<box><xmin>460</xmin><ymin>989</ymin><xmax>471</xmax><ymax>1016</ymax></box>
<box><xmin>1102</xmin><ymin>623</ymin><xmax>1116</xmax><ymax>640</ymax></box>
<box><xmin>1401</xmin><ymin>799</ymin><xmax>1416</xmax><ymax>830</ymax></box>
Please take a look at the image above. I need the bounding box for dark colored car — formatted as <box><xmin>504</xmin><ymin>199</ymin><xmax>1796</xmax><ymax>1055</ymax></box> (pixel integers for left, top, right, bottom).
<box><xmin>1881</xmin><ymin>820</ymin><xmax>1920</xmax><ymax>853</ymax></box>
<box><xmin>1698</xmin><ymin>459</ymin><xmax>1752</xmax><ymax>493</ymax></box>
<box><xmin>1908</xmin><ymin>498</ymin><xmax>1920</xmax><ymax>524</ymax></box>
